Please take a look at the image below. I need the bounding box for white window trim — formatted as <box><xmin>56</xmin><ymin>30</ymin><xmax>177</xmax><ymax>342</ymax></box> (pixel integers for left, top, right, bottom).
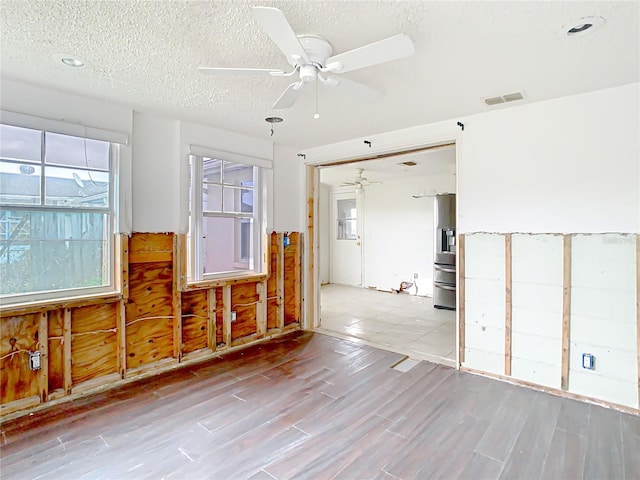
<box><xmin>0</xmin><ymin>119</ymin><xmax>121</xmax><ymax>307</ymax></box>
<box><xmin>189</xmin><ymin>155</ymin><xmax>267</xmax><ymax>282</ymax></box>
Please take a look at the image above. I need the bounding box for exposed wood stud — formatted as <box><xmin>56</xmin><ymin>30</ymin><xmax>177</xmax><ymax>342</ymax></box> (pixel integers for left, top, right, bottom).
<box><xmin>276</xmin><ymin>233</ymin><xmax>285</xmax><ymax>330</ymax></box>
<box><xmin>172</xmin><ymin>234</ymin><xmax>182</xmax><ymax>362</ymax></box>
<box><xmin>207</xmin><ymin>289</ymin><xmax>217</xmax><ymax>352</ymax></box>
<box><xmin>38</xmin><ymin>312</ymin><xmax>48</xmax><ymax>403</ymax></box>
<box><xmin>116</xmin><ymin>300</ymin><xmax>126</xmax><ymax>379</ymax></box>
<box><xmin>256</xmin><ymin>281</ymin><xmax>267</xmax><ymax>338</ymax></box>
<box><xmin>176</xmin><ymin>233</ymin><xmax>188</xmax><ymax>292</ymax></box>
<box><xmin>119</xmin><ymin>234</ymin><xmax>129</xmax><ymax>300</ymax></box>
<box><xmin>458</xmin><ymin>233</ymin><xmax>466</xmax><ymax>366</ymax></box>
<box><xmin>561</xmin><ymin>235</ymin><xmax>572</xmax><ymax>391</ymax></box>
<box><xmin>305</xmin><ymin>164</ymin><xmax>316</xmax><ymax>330</ymax></box>
<box><xmin>223</xmin><ymin>285</ymin><xmax>232</xmax><ymax>347</ymax></box>
<box><xmin>63</xmin><ymin>308</ymin><xmax>72</xmax><ymax>395</ymax></box>
<box><xmin>294</xmin><ymin>234</ymin><xmax>303</xmax><ymax>323</ymax></box>
<box><xmin>505</xmin><ymin>233</ymin><xmax>513</xmax><ymax>376</ymax></box>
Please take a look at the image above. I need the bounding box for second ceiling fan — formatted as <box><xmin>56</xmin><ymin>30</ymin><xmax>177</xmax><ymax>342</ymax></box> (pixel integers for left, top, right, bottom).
<box><xmin>199</xmin><ymin>6</ymin><xmax>415</xmax><ymax>111</ymax></box>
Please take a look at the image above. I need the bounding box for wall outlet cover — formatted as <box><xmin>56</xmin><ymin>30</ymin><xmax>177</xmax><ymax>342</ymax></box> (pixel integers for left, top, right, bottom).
<box><xmin>582</xmin><ymin>353</ymin><xmax>595</xmax><ymax>370</ymax></box>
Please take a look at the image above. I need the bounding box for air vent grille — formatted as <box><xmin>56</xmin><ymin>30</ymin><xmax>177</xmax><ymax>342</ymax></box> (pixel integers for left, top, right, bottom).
<box><xmin>484</xmin><ymin>91</ymin><xmax>524</xmax><ymax>106</ymax></box>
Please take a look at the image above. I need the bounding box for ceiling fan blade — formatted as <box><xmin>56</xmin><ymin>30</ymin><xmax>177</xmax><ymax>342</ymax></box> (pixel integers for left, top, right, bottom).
<box><xmin>252</xmin><ymin>7</ymin><xmax>309</xmax><ymax>65</ymax></box>
<box><xmin>325</xmin><ymin>33</ymin><xmax>414</xmax><ymax>73</ymax></box>
<box><xmin>340</xmin><ymin>182</ymin><xmax>357</xmax><ymax>186</ymax></box>
<box><xmin>272</xmin><ymin>81</ymin><xmax>304</xmax><ymax>109</ymax></box>
<box><xmin>323</xmin><ymin>76</ymin><xmax>383</xmax><ymax>102</ymax></box>
<box><xmin>199</xmin><ymin>67</ymin><xmax>285</xmax><ymax>76</ymax></box>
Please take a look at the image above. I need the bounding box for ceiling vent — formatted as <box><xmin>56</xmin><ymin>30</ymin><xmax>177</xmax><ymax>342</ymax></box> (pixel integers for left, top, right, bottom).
<box><xmin>484</xmin><ymin>92</ymin><xmax>524</xmax><ymax>106</ymax></box>
<box><xmin>400</xmin><ymin>161</ymin><xmax>417</xmax><ymax>167</ymax></box>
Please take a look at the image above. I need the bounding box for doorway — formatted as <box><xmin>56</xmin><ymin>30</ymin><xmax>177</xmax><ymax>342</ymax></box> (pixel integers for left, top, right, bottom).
<box><xmin>330</xmin><ymin>191</ymin><xmax>363</xmax><ymax>287</ymax></box>
<box><xmin>310</xmin><ymin>144</ymin><xmax>458</xmax><ymax>366</ymax></box>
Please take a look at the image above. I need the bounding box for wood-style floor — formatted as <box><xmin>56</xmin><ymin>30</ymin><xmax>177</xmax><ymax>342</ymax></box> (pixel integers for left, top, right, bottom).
<box><xmin>1</xmin><ymin>331</ymin><xmax>638</xmax><ymax>480</ymax></box>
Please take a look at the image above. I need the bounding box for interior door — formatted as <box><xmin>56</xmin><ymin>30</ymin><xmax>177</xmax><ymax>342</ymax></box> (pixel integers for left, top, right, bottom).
<box><xmin>330</xmin><ymin>191</ymin><xmax>363</xmax><ymax>286</ymax></box>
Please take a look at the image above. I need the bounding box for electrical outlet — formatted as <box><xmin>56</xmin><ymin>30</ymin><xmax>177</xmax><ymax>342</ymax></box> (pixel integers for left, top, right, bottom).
<box><xmin>231</xmin><ymin>311</ymin><xmax>237</xmax><ymax>322</ymax></box>
<box><xmin>29</xmin><ymin>351</ymin><xmax>41</xmax><ymax>371</ymax></box>
<box><xmin>582</xmin><ymin>353</ymin><xmax>595</xmax><ymax>370</ymax></box>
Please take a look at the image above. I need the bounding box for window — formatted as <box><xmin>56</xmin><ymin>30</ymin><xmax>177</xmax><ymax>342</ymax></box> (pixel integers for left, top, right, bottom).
<box><xmin>336</xmin><ymin>198</ymin><xmax>357</xmax><ymax>240</ymax></box>
<box><xmin>0</xmin><ymin>123</ymin><xmax>118</xmax><ymax>305</ymax></box>
<box><xmin>189</xmin><ymin>155</ymin><xmax>264</xmax><ymax>280</ymax></box>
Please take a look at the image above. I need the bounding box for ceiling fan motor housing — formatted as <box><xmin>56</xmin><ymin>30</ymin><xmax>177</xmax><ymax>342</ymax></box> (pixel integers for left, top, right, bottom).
<box><xmin>297</xmin><ymin>35</ymin><xmax>333</xmax><ymax>67</ymax></box>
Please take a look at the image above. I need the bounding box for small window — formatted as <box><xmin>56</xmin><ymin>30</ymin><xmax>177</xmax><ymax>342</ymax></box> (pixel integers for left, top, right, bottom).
<box><xmin>336</xmin><ymin>198</ymin><xmax>357</xmax><ymax>240</ymax></box>
<box><xmin>0</xmin><ymin>124</ymin><xmax>118</xmax><ymax>304</ymax></box>
<box><xmin>189</xmin><ymin>155</ymin><xmax>263</xmax><ymax>280</ymax></box>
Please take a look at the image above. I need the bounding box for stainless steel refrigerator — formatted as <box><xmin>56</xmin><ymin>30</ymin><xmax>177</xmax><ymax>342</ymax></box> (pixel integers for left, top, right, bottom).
<box><xmin>433</xmin><ymin>194</ymin><xmax>456</xmax><ymax>309</ymax></box>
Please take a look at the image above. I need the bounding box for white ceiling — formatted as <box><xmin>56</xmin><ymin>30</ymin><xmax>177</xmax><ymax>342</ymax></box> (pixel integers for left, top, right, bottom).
<box><xmin>320</xmin><ymin>144</ymin><xmax>456</xmax><ymax>186</ymax></box>
<box><xmin>1</xmin><ymin>1</ymin><xmax>638</xmax><ymax>150</ymax></box>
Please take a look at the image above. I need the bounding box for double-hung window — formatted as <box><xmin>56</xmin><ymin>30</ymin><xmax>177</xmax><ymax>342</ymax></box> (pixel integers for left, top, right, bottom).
<box><xmin>189</xmin><ymin>154</ymin><xmax>265</xmax><ymax>280</ymax></box>
<box><xmin>0</xmin><ymin>122</ymin><xmax>119</xmax><ymax>305</ymax></box>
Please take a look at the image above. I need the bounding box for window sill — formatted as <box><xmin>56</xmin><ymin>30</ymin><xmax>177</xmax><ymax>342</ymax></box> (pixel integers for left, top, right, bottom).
<box><xmin>0</xmin><ymin>292</ymin><xmax>123</xmax><ymax>316</ymax></box>
<box><xmin>183</xmin><ymin>272</ymin><xmax>267</xmax><ymax>291</ymax></box>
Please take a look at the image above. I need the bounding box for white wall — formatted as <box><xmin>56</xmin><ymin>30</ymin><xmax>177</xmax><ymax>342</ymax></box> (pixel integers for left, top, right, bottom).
<box><xmin>458</xmin><ymin>83</ymin><xmax>639</xmax><ymax>233</ymax></box>
<box><xmin>0</xmin><ymin>79</ymin><xmax>134</xmax><ymax>232</ymax></box>
<box><xmin>306</xmin><ymin>82</ymin><xmax>640</xmax><ymax>409</ymax></box>
<box><xmin>361</xmin><ymin>174</ymin><xmax>455</xmax><ymax>295</ymax></box>
<box><xmin>132</xmin><ymin>113</ymin><xmax>180</xmax><ymax>232</ymax></box>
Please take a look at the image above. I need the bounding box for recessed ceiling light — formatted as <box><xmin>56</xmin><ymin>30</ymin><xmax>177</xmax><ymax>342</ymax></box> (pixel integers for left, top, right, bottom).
<box><xmin>265</xmin><ymin>117</ymin><xmax>283</xmax><ymax>124</ymax></box>
<box><xmin>52</xmin><ymin>53</ymin><xmax>88</xmax><ymax>68</ymax></box>
<box><xmin>564</xmin><ymin>16</ymin><xmax>605</xmax><ymax>37</ymax></box>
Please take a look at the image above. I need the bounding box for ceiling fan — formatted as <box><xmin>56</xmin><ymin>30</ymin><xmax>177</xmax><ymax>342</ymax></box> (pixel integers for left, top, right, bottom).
<box><xmin>199</xmin><ymin>6</ymin><xmax>415</xmax><ymax>111</ymax></box>
<box><xmin>340</xmin><ymin>168</ymin><xmax>382</xmax><ymax>190</ymax></box>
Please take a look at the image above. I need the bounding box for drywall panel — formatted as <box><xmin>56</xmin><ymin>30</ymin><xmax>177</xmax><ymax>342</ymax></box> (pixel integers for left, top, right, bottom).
<box><xmin>360</xmin><ymin>174</ymin><xmax>455</xmax><ymax>296</ymax></box>
<box><xmin>569</xmin><ymin>234</ymin><xmax>638</xmax><ymax>408</ymax></box>
<box><xmin>510</xmin><ymin>234</ymin><xmax>563</xmax><ymax>388</ymax></box>
<box><xmin>305</xmin><ymin>83</ymin><xmax>639</xmax><ymax>234</ymax></box>
<box><xmin>458</xmin><ymin>83</ymin><xmax>639</xmax><ymax>233</ymax></box>
<box><xmin>132</xmin><ymin>113</ymin><xmax>181</xmax><ymax>232</ymax></box>
<box><xmin>511</xmin><ymin>357</ymin><xmax>561</xmax><ymax>390</ymax></box>
<box><xmin>463</xmin><ymin>233</ymin><xmax>505</xmax><ymax>374</ymax></box>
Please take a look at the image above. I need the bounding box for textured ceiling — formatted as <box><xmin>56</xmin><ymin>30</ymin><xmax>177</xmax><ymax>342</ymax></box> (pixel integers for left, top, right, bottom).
<box><xmin>1</xmin><ymin>1</ymin><xmax>638</xmax><ymax>149</ymax></box>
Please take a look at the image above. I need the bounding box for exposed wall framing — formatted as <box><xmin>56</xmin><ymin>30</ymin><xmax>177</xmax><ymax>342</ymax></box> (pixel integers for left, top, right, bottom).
<box><xmin>561</xmin><ymin>235</ymin><xmax>572</xmax><ymax>391</ymax></box>
<box><xmin>462</xmin><ymin>232</ymin><xmax>639</xmax><ymax>412</ymax></box>
<box><xmin>0</xmin><ymin>231</ymin><xmax>303</xmax><ymax>418</ymax></box>
<box><xmin>458</xmin><ymin>234</ymin><xmax>466</xmax><ymax>364</ymax></box>
<box><xmin>505</xmin><ymin>233</ymin><xmax>512</xmax><ymax>376</ymax></box>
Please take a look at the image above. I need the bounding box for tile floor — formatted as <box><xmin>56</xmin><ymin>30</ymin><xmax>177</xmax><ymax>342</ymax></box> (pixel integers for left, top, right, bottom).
<box><xmin>317</xmin><ymin>284</ymin><xmax>457</xmax><ymax>366</ymax></box>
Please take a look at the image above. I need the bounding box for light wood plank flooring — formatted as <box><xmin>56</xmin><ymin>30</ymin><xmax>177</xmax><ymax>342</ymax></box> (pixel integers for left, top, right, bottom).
<box><xmin>1</xmin><ymin>331</ymin><xmax>638</xmax><ymax>480</ymax></box>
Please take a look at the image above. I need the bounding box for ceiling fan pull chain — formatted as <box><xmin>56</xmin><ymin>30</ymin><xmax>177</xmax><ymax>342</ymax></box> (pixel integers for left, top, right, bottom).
<box><xmin>314</xmin><ymin>76</ymin><xmax>320</xmax><ymax>120</ymax></box>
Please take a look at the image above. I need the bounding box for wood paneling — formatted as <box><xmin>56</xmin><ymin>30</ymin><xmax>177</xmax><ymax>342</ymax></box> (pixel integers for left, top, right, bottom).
<box><xmin>231</xmin><ymin>283</ymin><xmax>258</xmax><ymax>340</ymax></box>
<box><xmin>125</xmin><ymin>235</ymin><xmax>175</xmax><ymax>370</ymax></box>
<box><xmin>71</xmin><ymin>304</ymin><xmax>118</xmax><ymax>385</ymax></box>
<box><xmin>47</xmin><ymin>309</ymin><xmax>64</xmax><ymax>392</ymax></box>
<box><xmin>284</xmin><ymin>232</ymin><xmax>302</xmax><ymax>325</ymax></box>
<box><xmin>128</xmin><ymin>232</ymin><xmax>173</xmax><ymax>264</ymax></box>
<box><xmin>267</xmin><ymin>232</ymin><xmax>280</xmax><ymax>330</ymax></box>
<box><xmin>181</xmin><ymin>290</ymin><xmax>208</xmax><ymax>354</ymax></box>
<box><xmin>0</xmin><ymin>314</ymin><xmax>40</xmax><ymax>403</ymax></box>
<box><xmin>1</xmin><ymin>231</ymin><xmax>303</xmax><ymax>417</ymax></box>
<box><xmin>216</xmin><ymin>287</ymin><xmax>224</xmax><ymax>346</ymax></box>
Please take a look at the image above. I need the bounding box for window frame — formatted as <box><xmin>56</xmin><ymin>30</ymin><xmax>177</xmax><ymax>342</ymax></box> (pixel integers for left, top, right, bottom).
<box><xmin>0</xmin><ymin>121</ymin><xmax>121</xmax><ymax>307</ymax></box>
<box><xmin>189</xmin><ymin>154</ymin><xmax>266</xmax><ymax>282</ymax></box>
